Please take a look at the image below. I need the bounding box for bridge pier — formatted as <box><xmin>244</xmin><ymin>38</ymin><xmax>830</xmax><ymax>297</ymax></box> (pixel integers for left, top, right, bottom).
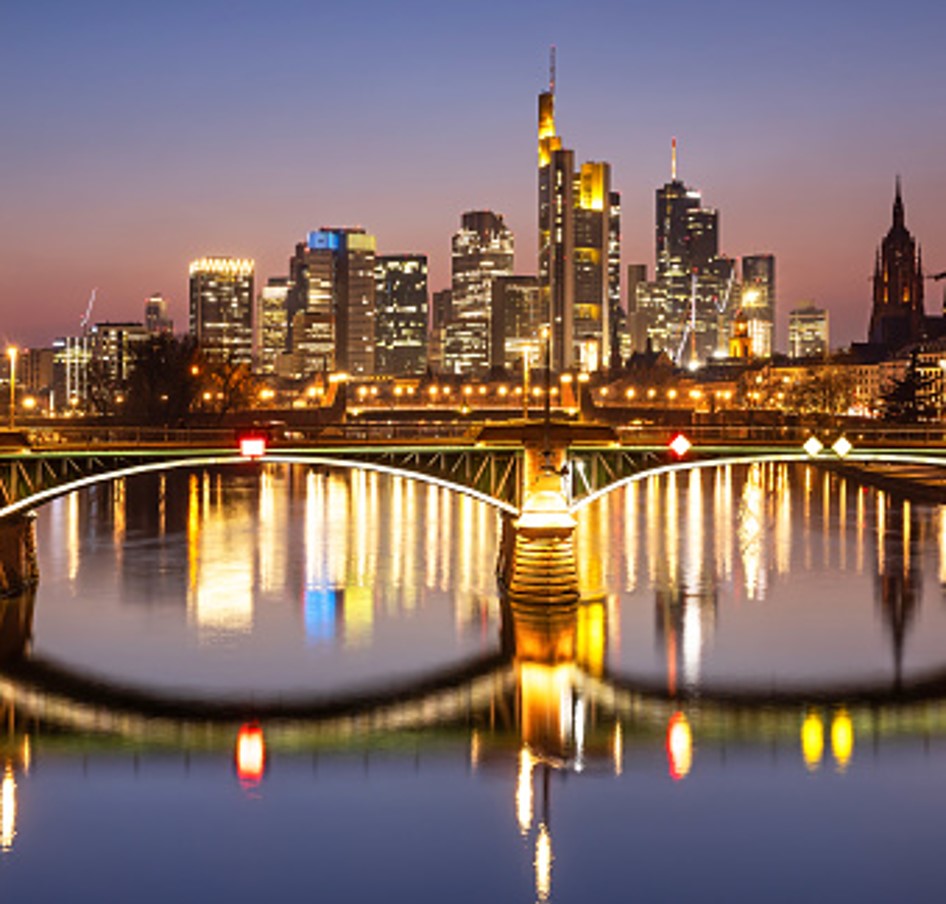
<box><xmin>0</xmin><ymin>514</ymin><xmax>38</xmax><ymax>598</ymax></box>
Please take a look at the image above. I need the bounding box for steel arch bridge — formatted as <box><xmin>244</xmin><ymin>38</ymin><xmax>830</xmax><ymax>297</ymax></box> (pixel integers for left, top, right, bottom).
<box><xmin>4</xmin><ymin>440</ymin><xmax>946</xmax><ymax>521</ymax></box>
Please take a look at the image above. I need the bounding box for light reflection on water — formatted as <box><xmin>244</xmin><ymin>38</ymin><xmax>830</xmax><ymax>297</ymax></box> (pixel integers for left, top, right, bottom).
<box><xmin>3</xmin><ymin>461</ymin><xmax>946</xmax><ymax>900</ymax></box>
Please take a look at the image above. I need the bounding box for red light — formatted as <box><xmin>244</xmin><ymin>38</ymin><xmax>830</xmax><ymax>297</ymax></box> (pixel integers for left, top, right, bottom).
<box><xmin>240</xmin><ymin>436</ymin><xmax>266</xmax><ymax>458</ymax></box>
<box><xmin>236</xmin><ymin>723</ymin><xmax>265</xmax><ymax>785</ymax></box>
<box><xmin>666</xmin><ymin>711</ymin><xmax>692</xmax><ymax>780</ymax></box>
<box><xmin>669</xmin><ymin>433</ymin><xmax>691</xmax><ymax>458</ymax></box>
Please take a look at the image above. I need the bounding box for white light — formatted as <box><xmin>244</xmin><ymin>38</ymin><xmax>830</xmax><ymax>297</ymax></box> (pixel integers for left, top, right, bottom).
<box><xmin>803</xmin><ymin>436</ymin><xmax>823</xmax><ymax>457</ymax></box>
<box><xmin>832</xmin><ymin>436</ymin><xmax>853</xmax><ymax>458</ymax></box>
<box><xmin>669</xmin><ymin>434</ymin><xmax>691</xmax><ymax>457</ymax></box>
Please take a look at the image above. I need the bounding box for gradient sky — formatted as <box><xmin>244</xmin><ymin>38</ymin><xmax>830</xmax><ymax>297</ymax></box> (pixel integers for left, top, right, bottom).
<box><xmin>2</xmin><ymin>0</ymin><xmax>945</xmax><ymax>351</ymax></box>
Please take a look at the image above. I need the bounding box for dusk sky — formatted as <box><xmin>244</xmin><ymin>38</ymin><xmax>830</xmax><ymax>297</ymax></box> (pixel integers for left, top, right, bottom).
<box><xmin>3</xmin><ymin>0</ymin><xmax>945</xmax><ymax>351</ymax></box>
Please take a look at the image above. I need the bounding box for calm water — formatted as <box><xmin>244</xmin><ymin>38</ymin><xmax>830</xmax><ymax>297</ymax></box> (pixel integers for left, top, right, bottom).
<box><xmin>2</xmin><ymin>461</ymin><xmax>946</xmax><ymax>902</ymax></box>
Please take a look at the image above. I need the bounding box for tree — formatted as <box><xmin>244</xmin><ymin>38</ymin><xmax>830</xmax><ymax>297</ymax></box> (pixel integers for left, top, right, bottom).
<box><xmin>880</xmin><ymin>354</ymin><xmax>936</xmax><ymax>422</ymax></box>
<box><xmin>786</xmin><ymin>366</ymin><xmax>856</xmax><ymax>416</ymax></box>
<box><xmin>198</xmin><ymin>355</ymin><xmax>258</xmax><ymax>420</ymax></box>
<box><xmin>125</xmin><ymin>335</ymin><xmax>201</xmax><ymax>426</ymax></box>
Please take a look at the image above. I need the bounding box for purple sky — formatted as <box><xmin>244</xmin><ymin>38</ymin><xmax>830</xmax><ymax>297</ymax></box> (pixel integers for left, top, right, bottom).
<box><xmin>3</xmin><ymin>0</ymin><xmax>945</xmax><ymax>352</ymax></box>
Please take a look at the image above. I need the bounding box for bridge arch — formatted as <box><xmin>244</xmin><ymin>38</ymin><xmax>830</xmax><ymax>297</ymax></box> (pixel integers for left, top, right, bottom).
<box><xmin>0</xmin><ymin>453</ymin><xmax>519</xmax><ymax>521</ymax></box>
<box><xmin>568</xmin><ymin>450</ymin><xmax>946</xmax><ymax>515</ymax></box>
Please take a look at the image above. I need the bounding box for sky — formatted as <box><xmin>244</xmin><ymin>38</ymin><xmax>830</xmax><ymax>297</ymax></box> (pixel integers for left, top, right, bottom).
<box><xmin>2</xmin><ymin>0</ymin><xmax>945</xmax><ymax>352</ymax></box>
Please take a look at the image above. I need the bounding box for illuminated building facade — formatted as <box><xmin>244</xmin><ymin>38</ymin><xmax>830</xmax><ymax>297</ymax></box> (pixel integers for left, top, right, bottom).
<box><xmin>643</xmin><ymin>142</ymin><xmax>736</xmax><ymax>367</ymax></box>
<box><xmin>537</xmin><ymin>58</ymin><xmax>619</xmax><ymax>373</ymax></box>
<box><xmin>788</xmin><ymin>302</ymin><xmax>829</xmax><ymax>359</ymax></box>
<box><xmin>868</xmin><ymin>179</ymin><xmax>926</xmax><ymax>351</ymax></box>
<box><xmin>446</xmin><ymin>211</ymin><xmax>514</xmax><ymax>375</ymax></box>
<box><xmin>428</xmin><ymin>288</ymin><xmax>453</xmax><ymax>373</ymax></box>
<box><xmin>144</xmin><ymin>294</ymin><xmax>173</xmax><ymax>335</ymax></box>
<box><xmin>625</xmin><ymin>264</ymin><xmax>648</xmax><ymax>356</ymax></box>
<box><xmin>375</xmin><ymin>254</ymin><xmax>428</xmax><ymax>375</ymax></box>
<box><xmin>741</xmin><ymin>254</ymin><xmax>775</xmax><ymax>358</ymax></box>
<box><xmin>287</xmin><ymin>229</ymin><xmax>377</xmax><ymax>376</ymax></box>
<box><xmin>88</xmin><ymin>321</ymin><xmax>149</xmax><ymax>383</ymax></box>
<box><xmin>255</xmin><ymin>277</ymin><xmax>290</xmax><ymax>375</ymax></box>
<box><xmin>490</xmin><ymin>275</ymin><xmax>542</xmax><ymax>371</ymax></box>
<box><xmin>51</xmin><ymin>335</ymin><xmax>91</xmax><ymax>410</ymax></box>
<box><xmin>188</xmin><ymin>257</ymin><xmax>255</xmax><ymax>365</ymax></box>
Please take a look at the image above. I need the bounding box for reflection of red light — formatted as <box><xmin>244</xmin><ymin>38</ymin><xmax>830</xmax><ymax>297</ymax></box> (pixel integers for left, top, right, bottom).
<box><xmin>236</xmin><ymin>723</ymin><xmax>266</xmax><ymax>784</ymax></box>
<box><xmin>666</xmin><ymin>711</ymin><xmax>692</xmax><ymax>781</ymax></box>
<box><xmin>240</xmin><ymin>436</ymin><xmax>266</xmax><ymax>458</ymax></box>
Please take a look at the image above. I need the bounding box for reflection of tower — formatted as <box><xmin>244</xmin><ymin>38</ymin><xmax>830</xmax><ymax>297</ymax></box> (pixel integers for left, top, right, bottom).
<box><xmin>874</xmin><ymin>497</ymin><xmax>921</xmax><ymax>687</ymax></box>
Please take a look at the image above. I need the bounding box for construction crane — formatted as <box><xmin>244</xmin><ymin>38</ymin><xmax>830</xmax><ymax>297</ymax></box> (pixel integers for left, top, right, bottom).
<box><xmin>926</xmin><ymin>271</ymin><xmax>946</xmax><ymax>281</ymax></box>
<box><xmin>673</xmin><ymin>266</ymin><xmax>737</xmax><ymax>367</ymax></box>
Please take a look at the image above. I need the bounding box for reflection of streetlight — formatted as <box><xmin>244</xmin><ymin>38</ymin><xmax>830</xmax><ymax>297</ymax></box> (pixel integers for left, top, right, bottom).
<box><xmin>6</xmin><ymin>346</ymin><xmax>17</xmax><ymax>429</ymax></box>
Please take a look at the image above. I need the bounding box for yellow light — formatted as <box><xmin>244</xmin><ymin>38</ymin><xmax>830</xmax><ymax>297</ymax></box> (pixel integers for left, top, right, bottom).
<box><xmin>831</xmin><ymin>710</ymin><xmax>854</xmax><ymax>772</ymax></box>
<box><xmin>22</xmin><ymin>396</ymin><xmax>36</xmax><ymax>410</ymax></box>
<box><xmin>0</xmin><ymin>764</ymin><xmax>15</xmax><ymax>851</ymax></box>
<box><xmin>357</xmin><ymin>386</ymin><xmax>368</xmax><ymax>398</ymax></box>
<box><xmin>832</xmin><ymin>436</ymin><xmax>853</xmax><ymax>458</ymax></box>
<box><xmin>516</xmin><ymin>747</ymin><xmax>534</xmax><ymax>835</ymax></box>
<box><xmin>463</xmin><ymin>385</ymin><xmax>473</xmax><ymax>396</ymax></box>
<box><xmin>560</xmin><ymin>373</ymin><xmax>574</xmax><ymax>385</ymax></box>
<box><xmin>498</xmin><ymin>385</ymin><xmax>509</xmax><ymax>397</ymax></box>
<box><xmin>647</xmin><ymin>388</ymin><xmax>657</xmax><ymax>399</ymax></box>
<box><xmin>667</xmin><ymin>388</ymin><xmax>678</xmax><ymax>400</ymax></box>
<box><xmin>394</xmin><ymin>385</ymin><xmax>403</xmax><ymax>397</ymax></box>
<box><xmin>429</xmin><ymin>385</ymin><xmax>438</xmax><ymax>396</ymax></box>
<box><xmin>306</xmin><ymin>386</ymin><xmax>318</xmax><ymax>398</ymax></box>
<box><xmin>478</xmin><ymin>385</ymin><xmax>487</xmax><ymax>395</ymax></box>
<box><xmin>689</xmin><ymin>389</ymin><xmax>702</xmax><ymax>400</ymax></box>
<box><xmin>259</xmin><ymin>388</ymin><xmax>275</xmax><ymax>401</ymax></box>
<box><xmin>600</xmin><ymin>387</ymin><xmax>609</xmax><ymax>397</ymax></box>
<box><xmin>667</xmin><ymin>712</ymin><xmax>693</xmax><ymax>780</ymax></box>
<box><xmin>577</xmin><ymin>373</ymin><xmax>590</xmax><ymax>384</ymax></box>
<box><xmin>801</xmin><ymin>712</ymin><xmax>824</xmax><ymax>771</ymax></box>
<box><xmin>190</xmin><ymin>364</ymin><xmax>200</xmax><ymax>376</ymax></box>
<box><xmin>625</xmin><ymin>388</ymin><xmax>635</xmax><ymax>399</ymax></box>
<box><xmin>535</xmin><ymin>824</ymin><xmax>553</xmax><ymax>902</ymax></box>
<box><xmin>189</xmin><ymin>256</ymin><xmax>255</xmax><ymax>277</ymax></box>
<box><xmin>803</xmin><ymin>436</ymin><xmax>824</xmax><ymax>457</ymax></box>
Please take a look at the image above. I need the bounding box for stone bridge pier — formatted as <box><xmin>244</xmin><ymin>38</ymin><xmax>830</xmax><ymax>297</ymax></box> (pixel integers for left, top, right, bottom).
<box><xmin>0</xmin><ymin>514</ymin><xmax>38</xmax><ymax>598</ymax></box>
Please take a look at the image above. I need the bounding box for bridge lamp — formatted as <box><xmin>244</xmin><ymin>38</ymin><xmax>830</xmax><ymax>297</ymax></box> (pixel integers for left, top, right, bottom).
<box><xmin>802</xmin><ymin>436</ymin><xmax>823</xmax><ymax>457</ymax></box>
<box><xmin>669</xmin><ymin>433</ymin><xmax>691</xmax><ymax>458</ymax></box>
<box><xmin>832</xmin><ymin>436</ymin><xmax>853</xmax><ymax>458</ymax></box>
<box><xmin>239</xmin><ymin>436</ymin><xmax>266</xmax><ymax>459</ymax></box>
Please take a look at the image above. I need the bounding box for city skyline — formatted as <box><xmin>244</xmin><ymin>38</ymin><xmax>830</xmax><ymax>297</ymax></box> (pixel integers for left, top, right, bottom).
<box><xmin>3</xmin><ymin>0</ymin><xmax>945</xmax><ymax>351</ymax></box>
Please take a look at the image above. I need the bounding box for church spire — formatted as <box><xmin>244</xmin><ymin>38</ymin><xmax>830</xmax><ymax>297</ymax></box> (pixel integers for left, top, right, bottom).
<box><xmin>893</xmin><ymin>175</ymin><xmax>905</xmax><ymax>230</ymax></box>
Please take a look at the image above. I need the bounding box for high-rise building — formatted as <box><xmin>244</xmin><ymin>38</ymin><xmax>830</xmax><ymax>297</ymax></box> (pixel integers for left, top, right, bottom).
<box><xmin>144</xmin><ymin>294</ymin><xmax>173</xmax><ymax>335</ymax></box>
<box><xmin>375</xmin><ymin>255</ymin><xmax>428</xmax><ymax>375</ymax></box>
<box><xmin>89</xmin><ymin>322</ymin><xmax>150</xmax><ymax>383</ymax></box>
<box><xmin>625</xmin><ymin>264</ymin><xmax>648</xmax><ymax>356</ymax></box>
<box><xmin>868</xmin><ymin>179</ymin><xmax>926</xmax><ymax>351</ymax></box>
<box><xmin>446</xmin><ymin>211</ymin><xmax>514</xmax><ymax>375</ymax></box>
<box><xmin>648</xmin><ymin>141</ymin><xmax>736</xmax><ymax>366</ymax></box>
<box><xmin>256</xmin><ymin>277</ymin><xmax>290</xmax><ymax>375</ymax></box>
<box><xmin>789</xmin><ymin>302</ymin><xmax>829</xmax><ymax>359</ymax></box>
<box><xmin>428</xmin><ymin>288</ymin><xmax>453</xmax><ymax>373</ymax></box>
<box><xmin>490</xmin><ymin>275</ymin><xmax>542</xmax><ymax>372</ymax></box>
<box><xmin>741</xmin><ymin>254</ymin><xmax>775</xmax><ymax>358</ymax></box>
<box><xmin>188</xmin><ymin>257</ymin><xmax>255</xmax><ymax>365</ymax></box>
<box><xmin>537</xmin><ymin>57</ymin><xmax>623</xmax><ymax>373</ymax></box>
<box><xmin>287</xmin><ymin>229</ymin><xmax>377</xmax><ymax>376</ymax></box>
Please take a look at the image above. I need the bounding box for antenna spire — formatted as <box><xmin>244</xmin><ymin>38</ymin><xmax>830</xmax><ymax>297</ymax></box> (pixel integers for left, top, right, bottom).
<box><xmin>549</xmin><ymin>45</ymin><xmax>556</xmax><ymax>94</ymax></box>
<box><xmin>671</xmin><ymin>137</ymin><xmax>677</xmax><ymax>181</ymax></box>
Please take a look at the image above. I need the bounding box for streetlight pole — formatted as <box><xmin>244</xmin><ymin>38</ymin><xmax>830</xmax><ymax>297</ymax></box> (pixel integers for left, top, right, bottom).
<box><xmin>6</xmin><ymin>346</ymin><xmax>17</xmax><ymax>430</ymax></box>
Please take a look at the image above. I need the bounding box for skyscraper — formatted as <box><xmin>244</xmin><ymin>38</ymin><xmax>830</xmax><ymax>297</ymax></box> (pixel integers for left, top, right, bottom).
<box><xmin>375</xmin><ymin>254</ymin><xmax>428</xmax><ymax>375</ymax></box>
<box><xmin>868</xmin><ymin>179</ymin><xmax>925</xmax><ymax>351</ymax></box>
<box><xmin>188</xmin><ymin>257</ymin><xmax>254</xmax><ymax>364</ymax></box>
<box><xmin>287</xmin><ymin>229</ymin><xmax>377</xmax><ymax>377</ymax></box>
<box><xmin>445</xmin><ymin>211</ymin><xmax>514</xmax><ymax>375</ymax></box>
<box><xmin>741</xmin><ymin>254</ymin><xmax>775</xmax><ymax>357</ymax></box>
<box><xmin>646</xmin><ymin>141</ymin><xmax>736</xmax><ymax>366</ymax></box>
<box><xmin>144</xmin><ymin>294</ymin><xmax>173</xmax><ymax>335</ymax></box>
<box><xmin>789</xmin><ymin>302</ymin><xmax>829</xmax><ymax>359</ymax></box>
<box><xmin>536</xmin><ymin>52</ymin><xmax>620</xmax><ymax>373</ymax></box>
<box><xmin>256</xmin><ymin>277</ymin><xmax>290</xmax><ymax>375</ymax></box>
<box><xmin>490</xmin><ymin>275</ymin><xmax>542</xmax><ymax>372</ymax></box>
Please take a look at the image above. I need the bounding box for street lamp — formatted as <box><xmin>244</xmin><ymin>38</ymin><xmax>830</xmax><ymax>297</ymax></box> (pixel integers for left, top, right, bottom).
<box><xmin>6</xmin><ymin>346</ymin><xmax>17</xmax><ymax>430</ymax></box>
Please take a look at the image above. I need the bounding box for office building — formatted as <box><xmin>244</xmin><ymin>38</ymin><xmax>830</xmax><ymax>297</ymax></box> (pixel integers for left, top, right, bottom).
<box><xmin>490</xmin><ymin>275</ymin><xmax>542</xmax><ymax>371</ymax></box>
<box><xmin>741</xmin><ymin>254</ymin><xmax>775</xmax><ymax>358</ymax></box>
<box><xmin>188</xmin><ymin>257</ymin><xmax>254</xmax><ymax>365</ymax></box>
<box><xmin>446</xmin><ymin>211</ymin><xmax>514</xmax><ymax>375</ymax></box>
<box><xmin>89</xmin><ymin>321</ymin><xmax>150</xmax><ymax>383</ymax></box>
<box><xmin>375</xmin><ymin>254</ymin><xmax>428</xmax><ymax>375</ymax></box>
<box><xmin>625</xmin><ymin>264</ymin><xmax>648</xmax><ymax>357</ymax></box>
<box><xmin>144</xmin><ymin>294</ymin><xmax>173</xmax><ymax>335</ymax></box>
<box><xmin>537</xmin><ymin>53</ymin><xmax>619</xmax><ymax>372</ymax></box>
<box><xmin>789</xmin><ymin>302</ymin><xmax>829</xmax><ymax>359</ymax></box>
<box><xmin>287</xmin><ymin>229</ymin><xmax>377</xmax><ymax>376</ymax></box>
<box><xmin>256</xmin><ymin>277</ymin><xmax>290</xmax><ymax>375</ymax></box>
